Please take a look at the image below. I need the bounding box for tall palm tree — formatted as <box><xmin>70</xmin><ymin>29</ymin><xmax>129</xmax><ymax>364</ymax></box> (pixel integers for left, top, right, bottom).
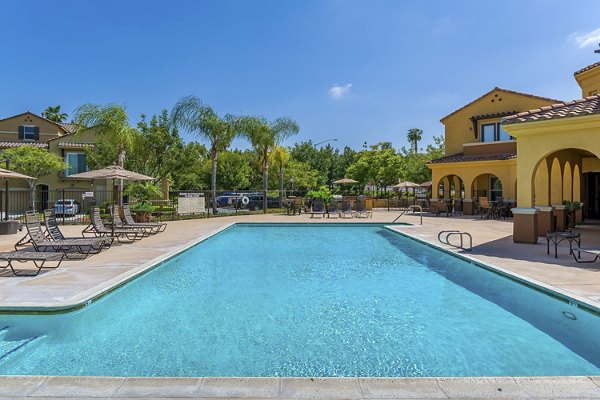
<box><xmin>42</xmin><ymin>105</ymin><xmax>68</xmax><ymax>123</ymax></box>
<box><xmin>238</xmin><ymin>116</ymin><xmax>299</xmax><ymax>213</ymax></box>
<box><xmin>270</xmin><ymin>146</ymin><xmax>291</xmax><ymax>207</ymax></box>
<box><xmin>407</xmin><ymin>128</ymin><xmax>423</xmax><ymax>153</ymax></box>
<box><xmin>171</xmin><ymin>96</ymin><xmax>238</xmax><ymax>213</ymax></box>
<box><xmin>72</xmin><ymin>103</ymin><xmax>137</xmax><ymax>204</ymax></box>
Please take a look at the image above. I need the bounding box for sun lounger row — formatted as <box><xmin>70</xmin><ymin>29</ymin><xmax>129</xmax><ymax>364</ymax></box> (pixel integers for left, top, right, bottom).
<box><xmin>4</xmin><ymin>205</ymin><xmax>167</xmax><ymax>276</ymax></box>
<box><xmin>308</xmin><ymin>200</ymin><xmax>372</xmax><ymax>219</ymax></box>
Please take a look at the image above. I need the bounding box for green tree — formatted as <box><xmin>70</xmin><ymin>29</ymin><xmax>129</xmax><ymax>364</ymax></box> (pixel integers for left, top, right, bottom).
<box><xmin>407</xmin><ymin>128</ymin><xmax>423</xmax><ymax>153</ymax></box>
<box><xmin>399</xmin><ymin>135</ymin><xmax>445</xmax><ymax>184</ymax></box>
<box><xmin>42</xmin><ymin>105</ymin><xmax>68</xmax><ymax>123</ymax></box>
<box><xmin>238</xmin><ymin>116</ymin><xmax>299</xmax><ymax>212</ymax></box>
<box><xmin>170</xmin><ymin>142</ymin><xmax>208</xmax><ymax>190</ymax></box>
<box><xmin>1</xmin><ymin>146</ymin><xmax>67</xmax><ymax>210</ymax></box>
<box><xmin>213</xmin><ymin>150</ymin><xmax>253</xmax><ymax>189</ymax></box>
<box><xmin>171</xmin><ymin>96</ymin><xmax>239</xmax><ymax>213</ymax></box>
<box><xmin>270</xmin><ymin>146</ymin><xmax>291</xmax><ymax>207</ymax></box>
<box><xmin>73</xmin><ymin>103</ymin><xmax>138</xmax><ymax>204</ymax></box>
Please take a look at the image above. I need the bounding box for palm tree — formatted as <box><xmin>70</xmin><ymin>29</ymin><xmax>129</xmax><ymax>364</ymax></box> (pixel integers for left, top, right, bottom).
<box><xmin>171</xmin><ymin>96</ymin><xmax>238</xmax><ymax>213</ymax></box>
<box><xmin>407</xmin><ymin>128</ymin><xmax>423</xmax><ymax>153</ymax></box>
<box><xmin>72</xmin><ymin>103</ymin><xmax>137</xmax><ymax>204</ymax></box>
<box><xmin>42</xmin><ymin>105</ymin><xmax>68</xmax><ymax>123</ymax></box>
<box><xmin>270</xmin><ymin>146</ymin><xmax>291</xmax><ymax>207</ymax></box>
<box><xmin>238</xmin><ymin>116</ymin><xmax>299</xmax><ymax>213</ymax></box>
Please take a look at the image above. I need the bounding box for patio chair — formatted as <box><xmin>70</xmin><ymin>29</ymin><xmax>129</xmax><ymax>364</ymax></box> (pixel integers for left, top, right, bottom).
<box><xmin>340</xmin><ymin>200</ymin><xmax>355</xmax><ymax>218</ymax></box>
<box><xmin>355</xmin><ymin>196</ymin><xmax>373</xmax><ymax>218</ymax></box>
<box><xmin>120</xmin><ymin>204</ymin><xmax>167</xmax><ymax>234</ymax></box>
<box><xmin>309</xmin><ymin>200</ymin><xmax>326</xmax><ymax>218</ymax></box>
<box><xmin>0</xmin><ymin>251</ymin><xmax>64</xmax><ymax>276</ymax></box>
<box><xmin>16</xmin><ymin>211</ymin><xmax>109</xmax><ymax>258</ymax></box>
<box><xmin>82</xmin><ymin>207</ymin><xmax>145</xmax><ymax>243</ymax></box>
<box><xmin>44</xmin><ymin>209</ymin><xmax>113</xmax><ymax>250</ymax></box>
<box><xmin>478</xmin><ymin>197</ymin><xmax>491</xmax><ymax>219</ymax></box>
<box><xmin>430</xmin><ymin>200</ymin><xmax>447</xmax><ymax>217</ymax></box>
<box><xmin>327</xmin><ymin>200</ymin><xmax>339</xmax><ymax>219</ymax></box>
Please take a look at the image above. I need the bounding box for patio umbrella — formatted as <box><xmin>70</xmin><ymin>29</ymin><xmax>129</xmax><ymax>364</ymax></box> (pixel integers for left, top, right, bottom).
<box><xmin>68</xmin><ymin>165</ymin><xmax>153</xmax><ymax>236</ymax></box>
<box><xmin>393</xmin><ymin>181</ymin><xmax>419</xmax><ymax>190</ymax></box>
<box><xmin>419</xmin><ymin>181</ymin><xmax>432</xmax><ymax>188</ymax></box>
<box><xmin>333</xmin><ymin>178</ymin><xmax>358</xmax><ymax>184</ymax></box>
<box><xmin>0</xmin><ymin>168</ymin><xmax>34</xmax><ymax>221</ymax></box>
<box><xmin>333</xmin><ymin>178</ymin><xmax>359</xmax><ymax>196</ymax></box>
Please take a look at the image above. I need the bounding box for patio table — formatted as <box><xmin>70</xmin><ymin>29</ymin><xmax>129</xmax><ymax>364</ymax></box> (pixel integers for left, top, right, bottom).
<box><xmin>546</xmin><ymin>231</ymin><xmax>580</xmax><ymax>259</ymax></box>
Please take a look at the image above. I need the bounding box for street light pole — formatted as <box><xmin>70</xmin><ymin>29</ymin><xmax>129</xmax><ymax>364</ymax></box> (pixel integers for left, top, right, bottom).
<box><xmin>314</xmin><ymin>138</ymin><xmax>338</xmax><ymax>147</ymax></box>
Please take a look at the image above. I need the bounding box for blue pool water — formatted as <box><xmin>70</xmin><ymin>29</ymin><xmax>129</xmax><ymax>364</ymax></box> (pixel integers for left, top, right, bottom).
<box><xmin>1</xmin><ymin>223</ymin><xmax>600</xmax><ymax>377</ymax></box>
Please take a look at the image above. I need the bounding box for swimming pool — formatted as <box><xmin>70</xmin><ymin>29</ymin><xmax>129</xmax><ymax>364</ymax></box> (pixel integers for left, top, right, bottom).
<box><xmin>1</xmin><ymin>223</ymin><xmax>599</xmax><ymax>377</ymax></box>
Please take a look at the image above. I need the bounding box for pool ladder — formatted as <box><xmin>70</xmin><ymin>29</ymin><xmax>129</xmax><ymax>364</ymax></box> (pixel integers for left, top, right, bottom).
<box><xmin>392</xmin><ymin>205</ymin><xmax>422</xmax><ymax>225</ymax></box>
<box><xmin>437</xmin><ymin>230</ymin><xmax>472</xmax><ymax>251</ymax></box>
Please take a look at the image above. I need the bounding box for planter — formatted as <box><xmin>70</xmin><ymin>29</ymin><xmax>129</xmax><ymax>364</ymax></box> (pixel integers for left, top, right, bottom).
<box><xmin>134</xmin><ymin>211</ymin><xmax>152</xmax><ymax>223</ymax></box>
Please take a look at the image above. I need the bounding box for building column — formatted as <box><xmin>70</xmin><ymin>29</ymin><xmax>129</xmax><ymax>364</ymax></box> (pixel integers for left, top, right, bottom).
<box><xmin>553</xmin><ymin>205</ymin><xmax>567</xmax><ymax>232</ymax></box>
<box><xmin>536</xmin><ymin>206</ymin><xmax>555</xmax><ymax>236</ymax></box>
<box><xmin>512</xmin><ymin>208</ymin><xmax>539</xmax><ymax>244</ymax></box>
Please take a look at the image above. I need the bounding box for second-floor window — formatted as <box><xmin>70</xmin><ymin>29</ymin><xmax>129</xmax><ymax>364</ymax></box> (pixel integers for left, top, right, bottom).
<box><xmin>480</xmin><ymin>123</ymin><xmax>512</xmax><ymax>142</ymax></box>
<box><xmin>65</xmin><ymin>152</ymin><xmax>87</xmax><ymax>176</ymax></box>
<box><xmin>22</xmin><ymin>125</ymin><xmax>36</xmax><ymax>141</ymax></box>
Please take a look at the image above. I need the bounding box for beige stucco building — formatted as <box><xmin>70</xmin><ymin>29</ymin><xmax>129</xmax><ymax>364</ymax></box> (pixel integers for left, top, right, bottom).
<box><xmin>429</xmin><ymin>56</ymin><xmax>600</xmax><ymax>243</ymax></box>
<box><xmin>0</xmin><ymin>112</ymin><xmax>106</xmax><ymax>211</ymax></box>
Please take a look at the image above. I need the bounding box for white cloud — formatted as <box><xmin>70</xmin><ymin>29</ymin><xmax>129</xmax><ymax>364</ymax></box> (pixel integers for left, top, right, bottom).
<box><xmin>574</xmin><ymin>27</ymin><xmax>600</xmax><ymax>48</ymax></box>
<box><xmin>328</xmin><ymin>83</ymin><xmax>352</xmax><ymax>100</ymax></box>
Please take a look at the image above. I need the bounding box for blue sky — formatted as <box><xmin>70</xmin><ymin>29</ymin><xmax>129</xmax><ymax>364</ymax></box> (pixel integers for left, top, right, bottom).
<box><xmin>2</xmin><ymin>0</ymin><xmax>600</xmax><ymax>150</ymax></box>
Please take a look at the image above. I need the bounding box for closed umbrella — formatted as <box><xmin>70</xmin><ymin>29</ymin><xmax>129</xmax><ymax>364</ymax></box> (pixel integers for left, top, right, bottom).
<box><xmin>68</xmin><ymin>165</ymin><xmax>153</xmax><ymax>236</ymax></box>
<box><xmin>0</xmin><ymin>168</ymin><xmax>34</xmax><ymax>221</ymax></box>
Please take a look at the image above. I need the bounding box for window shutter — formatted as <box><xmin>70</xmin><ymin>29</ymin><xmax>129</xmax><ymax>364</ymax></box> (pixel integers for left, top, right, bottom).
<box><xmin>18</xmin><ymin>126</ymin><xmax>24</xmax><ymax>140</ymax></box>
<box><xmin>33</xmin><ymin>127</ymin><xmax>40</xmax><ymax>141</ymax></box>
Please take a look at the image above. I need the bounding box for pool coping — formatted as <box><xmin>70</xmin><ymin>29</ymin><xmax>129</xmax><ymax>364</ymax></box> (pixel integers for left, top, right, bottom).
<box><xmin>1</xmin><ymin>375</ymin><xmax>600</xmax><ymax>398</ymax></box>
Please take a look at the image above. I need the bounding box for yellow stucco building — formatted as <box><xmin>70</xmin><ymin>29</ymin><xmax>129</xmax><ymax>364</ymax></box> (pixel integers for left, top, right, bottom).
<box><xmin>429</xmin><ymin>58</ymin><xmax>600</xmax><ymax>243</ymax></box>
<box><xmin>0</xmin><ymin>112</ymin><xmax>103</xmax><ymax>211</ymax></box>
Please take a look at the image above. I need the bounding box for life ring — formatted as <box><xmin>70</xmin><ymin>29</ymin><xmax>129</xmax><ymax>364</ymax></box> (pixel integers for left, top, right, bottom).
<box><xmin>241</xmin><ymin>196</ymin><xmax>250</xmax><ymax>205</ymax></box>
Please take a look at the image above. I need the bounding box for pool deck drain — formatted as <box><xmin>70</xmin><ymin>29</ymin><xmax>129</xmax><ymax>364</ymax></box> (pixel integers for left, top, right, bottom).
<box><xmin>2</xmin><ymin>376</ymin><xmax>600</xmax><ymax>398</ymax></box>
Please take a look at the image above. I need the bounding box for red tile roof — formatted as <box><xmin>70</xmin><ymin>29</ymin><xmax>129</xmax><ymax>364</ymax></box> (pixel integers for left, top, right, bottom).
<box><xmin>0</xmin><ymin>141</ymin><xmax>48</xmax><ymax>149</ymax></box>
<box><xmin>502</xmin><ymin>94</ymin><xmax>600</xmax><ymax>124</ymax></box>
<box><xmin>429</xmin><ymin>152</ymin><xmax>517</xmax><ymax>164</ymax></box>
<box><xmin>574</xmin><ymin>61</ymin><xmax>600</xmax><ymax>76</ymax></box>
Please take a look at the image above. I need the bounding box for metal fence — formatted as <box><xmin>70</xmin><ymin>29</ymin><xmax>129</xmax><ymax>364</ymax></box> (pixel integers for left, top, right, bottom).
<box><xmin>1</xmin><ymin>188</ymin><xmax>430</xmax><ymax>225</ymax></box>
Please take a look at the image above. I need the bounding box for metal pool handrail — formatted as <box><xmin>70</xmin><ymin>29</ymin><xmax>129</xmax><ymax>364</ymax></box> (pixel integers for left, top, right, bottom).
<box><xmin>392</xmin><ymin>205</ymin><xmax>422</xmax><ymax>225</ymax></box>
<box><xmin>437</xmin><ymin>230</ymin><xmax>472</xmax><ymax>251</ymax></box>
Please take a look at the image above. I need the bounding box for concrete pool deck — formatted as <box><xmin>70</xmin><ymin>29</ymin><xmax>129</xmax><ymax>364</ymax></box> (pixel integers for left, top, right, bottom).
<box><xmin>2</xmin><ymin>211</ymin><xmax>600</xmax><ymax>398</ymax></box>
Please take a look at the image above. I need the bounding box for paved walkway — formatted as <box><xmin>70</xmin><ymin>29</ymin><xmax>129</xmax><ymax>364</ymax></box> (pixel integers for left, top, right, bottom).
<box><xmin>2</xmin><ymin>211</ymin><xmax>600</xmax><ymax>398</ymax></box>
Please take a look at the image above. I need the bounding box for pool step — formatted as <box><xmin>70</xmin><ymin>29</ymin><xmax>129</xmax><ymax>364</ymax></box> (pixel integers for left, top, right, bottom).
<box><xmin>0</xmin><ymin>326</ymin><xmax>41</xmax><ymax>362</ymax></box>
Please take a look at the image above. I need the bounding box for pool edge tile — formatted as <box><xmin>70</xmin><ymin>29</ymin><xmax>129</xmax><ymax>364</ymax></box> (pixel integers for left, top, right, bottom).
<box><xmin>113</xmin><ymin>377</ymin><xmax>203</xmax><ymax>398</ymax></box>
<box><xmin>514</xmin><ymin>376</ymin><xmax>600</xmax><ymax>398</ymax></box>
<box><xmin>197</xmin><ymin>377</ymin><xmax>280</xmax><ymax>398</ymax></box>
<box><xmin>0</xmin><ymin>375</ymin><xmax>48</xmax><ymax>396</ymax></box>
<box><xmin>436</xmin><ymin>377</ymin><xmax>528</xmax><ymax>399</ymax></box>
<box><xmin>358</xmin><ymin>377</ymin><xmax>446</xmax><ymax>399</ymax></box>
<box><xmin>280</xmin><ymin>378</ymin><xmax>363</xmax><ymax>399</ymax></box>
<box><xmin>29</xmin><ymin>376</ymin><xmax>124</xmax><ymax>397</ymax></box>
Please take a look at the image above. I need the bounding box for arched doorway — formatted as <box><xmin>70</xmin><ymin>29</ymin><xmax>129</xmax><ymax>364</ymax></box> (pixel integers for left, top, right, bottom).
<box><xmin>471</xmin><ymin>173</ymin><xmax>504</xmax><ymax>201</ymax></box>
